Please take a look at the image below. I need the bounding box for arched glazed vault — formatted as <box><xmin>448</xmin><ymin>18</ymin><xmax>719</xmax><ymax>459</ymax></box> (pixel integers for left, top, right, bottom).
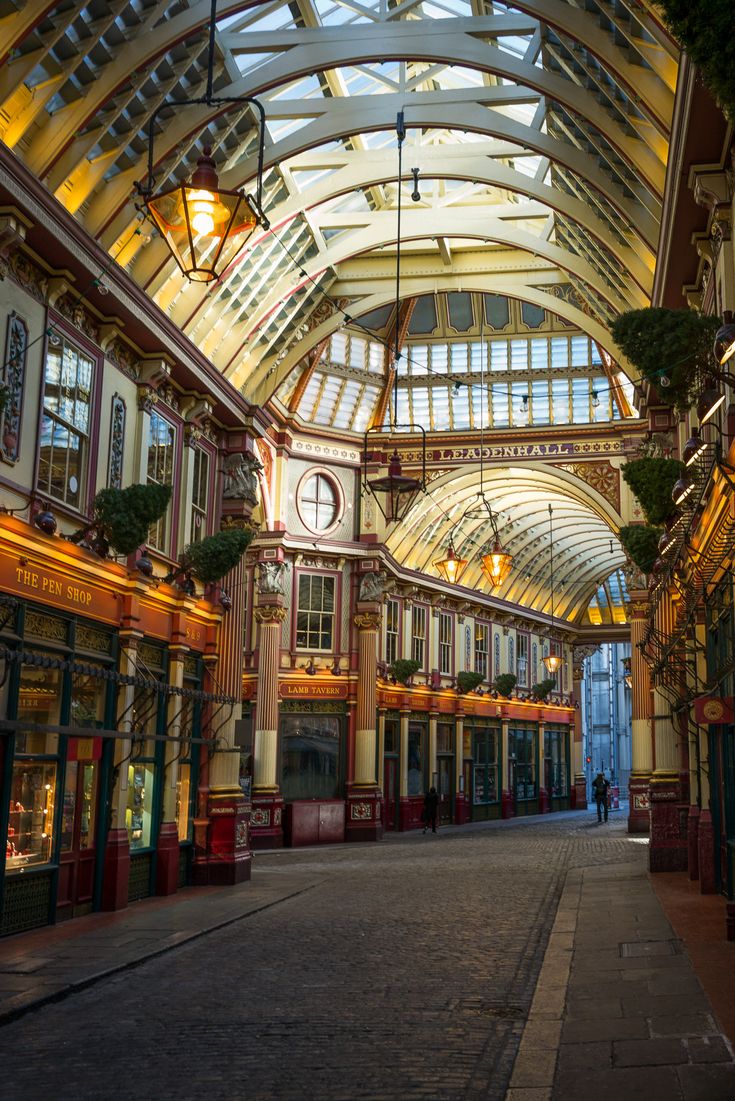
<box><xmin>0</xmin><ymin>0</ymin><xmax>677</xmax><ymax>391</ymax></box>
<box><xmin>387</xmin><ymin>463</ymin><xmax>627</xmax><ymax>624</ymax></box>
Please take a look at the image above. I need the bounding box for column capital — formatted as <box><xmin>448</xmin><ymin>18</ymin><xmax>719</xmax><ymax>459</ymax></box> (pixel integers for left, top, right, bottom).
<box><xmin>254</xmin><ymin>605</ymin><xmax>288</xmax><ymax>625</ymax></box>
<box><xmin>354</xmin><ymin>611</ymin><xmax>382</xmax><ymax>631</ymax></box>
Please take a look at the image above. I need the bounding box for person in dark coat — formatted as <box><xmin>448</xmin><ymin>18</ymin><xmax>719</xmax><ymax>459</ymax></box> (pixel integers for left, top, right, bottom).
<box><xmin>423</xmin><ymin>786</ymin><xmax>439</xmax><ymax>834</ymax></box>
<box><xmin>591</xmin><ymin>771</ymin><xmax>610</xmax><ymax>823</ymax></box>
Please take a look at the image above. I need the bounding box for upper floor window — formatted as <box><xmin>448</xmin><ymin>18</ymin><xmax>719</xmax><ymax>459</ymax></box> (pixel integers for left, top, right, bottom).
<box><xmin>411</xmin><ymin>605</ymin><xmax>427</xmax><ymax>670</ymax></box>
<box><xmin>299</xmin><ymin>472</ymin><xmax>339</xmax><ymax>533</ymax></box>
<box><xmin>385</xmin><ymin>598</ymin><xmax>400</xmax><ymax>666</ymax></box>
<box><xmin>517</xmin><ymin>633</ymin><xmax>528</xmax><ymax>687</ymax></box>
<box><xmin>147</xmin><ymin>412</ymin><xmax>176</xmax><ymax>553</ymax></box>
<box><xmin>439</xmin><ymin>612</ymin><xmax>453</xmax><ymax>675</ymax></box>
<box><xmin>38</xmin><ymin>336</ymin><xmax>93</xmax><ymax>510</ymax></box>
<box><xmin>190</xmin><ymin>448</ymin><xmax>209</xmax><ymax>543</ymax></box>
<box><xmin>475</xmin><ymin>623</ymin><xmax>489</xmax><ymax>679</ymax></box>
<box><xmin>296</xmin><ymin>575</ymin><xmax>335</xmax><ymax>651</ymax></box>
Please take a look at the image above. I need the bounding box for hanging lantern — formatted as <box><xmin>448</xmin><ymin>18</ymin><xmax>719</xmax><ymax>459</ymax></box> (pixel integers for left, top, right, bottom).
<box><xmin>480</xmin><ymin>540</ymin><xmax>513</xmax><ymax>589</ymax></box>
<box><xmin>543</xmin><ymin>650</ymin><xmax>562</xmax><ymax>675</ymax></box>
<box><xmin>145</xmin><ymin>147</ymin><xmax>258</xmax><ymax>283</ymax></box>
<box><xmin>434</xmin><ymin>540</ymin><xmax>468</xmax><ymax>585</ymax></box>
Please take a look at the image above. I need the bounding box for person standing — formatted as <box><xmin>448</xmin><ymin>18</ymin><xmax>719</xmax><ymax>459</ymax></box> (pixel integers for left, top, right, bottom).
<box><xmin>591</xmin><ymin>771</ymin><xmax>610</xmax><ymax>823</ymax></box>
<box><xmin>422</xmin><ymin>786</ymin><xmax>439</xmax><ymax>834</ymax></box>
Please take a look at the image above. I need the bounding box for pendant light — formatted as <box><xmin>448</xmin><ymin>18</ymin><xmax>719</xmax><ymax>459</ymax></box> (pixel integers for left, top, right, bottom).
<box><xmin>137</xmin><ymin>0</ymin><xmax>269</xmax><ymax>283</ymax></box>
<box><xmin>434</xmin><ymin>301</ymin><xmax>512</xmax><ymax>589</ymax></box>
<box><xmin>543</xmin><ymin>504</ymin><xmax>562</xmax><ymax>676</ymax></box>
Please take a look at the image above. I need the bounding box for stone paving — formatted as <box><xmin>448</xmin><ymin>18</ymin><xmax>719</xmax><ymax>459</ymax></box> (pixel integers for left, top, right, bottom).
<box><xmin>0</xmin><ymin>810</ymin><xmax>731</xmax><ymax>1101</ymax></box>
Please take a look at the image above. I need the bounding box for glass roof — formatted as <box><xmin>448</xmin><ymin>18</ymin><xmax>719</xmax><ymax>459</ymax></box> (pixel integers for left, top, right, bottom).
<box><xmin>0</xmin><ymin>0</ymin><xmax>677</xmax><ymax>400</ymax></box>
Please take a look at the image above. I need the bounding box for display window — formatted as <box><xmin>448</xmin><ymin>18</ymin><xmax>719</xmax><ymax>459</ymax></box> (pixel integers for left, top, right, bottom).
<box><xmin>15</xmin><ymin>657</ymin><xmax>61</xmax><ymax>755</ymax></box>
<box><xmin>126</xmin><ymin>762</ymin><xmax>156</xmax><ymax>850</ymax></box>
<box><xmin>472</xmin><ymin>726</ymin><xmax>499</xmax><ymax>805</ymax></box>
<box><xmin>407</xmin><ymin>720</ymin><xmax>427</xmax><ymax>796</ymax></box>
<box><xmin>280</xmin><ymin>713</ymin><xmax>341</xmax><ymax>800</ymax></box>
<box><xmin>6</xmin><ymin>761</ymin><xmax>57</xmax><ymax>869</ymax></box>
<box><xmin>509</xmin><ymin>726</ymin><xmax>536</xmax><ymax>799</ymax></box>
<box><xmin>544</xmin><ymin>728</ymin><xmax>568</xmax><ymax>796</ymax></box>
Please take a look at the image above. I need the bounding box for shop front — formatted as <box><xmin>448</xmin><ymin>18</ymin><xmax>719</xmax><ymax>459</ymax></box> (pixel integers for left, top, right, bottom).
<box><xmin>543</xmin><ymin>725</ymin><xmax>571</xmax><ymax>812</ymax></box>
<box><xmin>0</xmin><ymin>523</ymin><xmax>223</xmax><ymax>935</ymax></box>
<box><xmin>465</xmin><ymin>720</ymin><xmax>501</xmax><ymax>822</ymax></box>
<box><xmin>509</xmin><ymin>723</ymin><xmax>538</xmax><ymax>817</ymax></box>
<box><xmin>278</xmin><ymin>690</ymin><xmax>348</xmax><ymax>847</ymax></box>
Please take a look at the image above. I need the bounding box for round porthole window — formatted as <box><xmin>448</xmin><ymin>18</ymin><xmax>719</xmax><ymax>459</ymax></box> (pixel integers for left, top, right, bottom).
<box><xmin>299</xmin><ymin>472</ymin><xmax>341</xmax><ymax>533</ymax></box>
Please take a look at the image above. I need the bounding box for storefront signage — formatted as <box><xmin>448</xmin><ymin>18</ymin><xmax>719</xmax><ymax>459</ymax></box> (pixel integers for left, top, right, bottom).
<box><xmin>2</xmin><ymin>554</ymin><xmax>120</xmax><ymax>625</ymax></box>
<box><xmin>694</xmin><ymin>695</ymin><xmax>734</xmax><ymax>724</ymax></box>
<box><xmin>279</xmin><ymin>681</ymin><xmax>348</xmax><ymax>700</ymax></box>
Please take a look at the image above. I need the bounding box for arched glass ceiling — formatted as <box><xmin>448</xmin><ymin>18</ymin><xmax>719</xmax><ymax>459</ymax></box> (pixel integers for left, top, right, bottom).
<box><xmin>276</xmin><ymin>292</ymin><xmax>637</xmax><ymax>433</ymax></box>
<box><xmin>0</xmin><ymin>1</ymin><xmax>678</xmax><ymax>399</ymax></box>
<box><xmin>585</xmin><ymin>569</ymin><xmax>630</xmax><ymax>626</ymax></box>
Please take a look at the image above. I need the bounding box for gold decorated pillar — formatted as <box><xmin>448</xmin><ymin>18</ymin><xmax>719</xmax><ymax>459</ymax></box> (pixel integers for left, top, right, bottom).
<box><xmin>156</xmin><ymin>644</ymin><xmax>186</xmax><ymax>896</ymax></box>
<box><xmin>627</xmin><ymin>589</ymin><xmax>653</xmax><ymax>834</ymax></box>
<box><xmin>501</xmin><ymin>716</ymin><xmax>513</xmax><ymax>818</ymax></box>
<box><xmin>570</xmin><ymin>647</ymin><xmax>594</xmax><ymax>810</ymax></box>
<box><xmin>250</xmin><ymin>598</ymin><xmax>287</xmax><ymax>848</ymax></box>
<box><xmin>101</xmin><ymin>632</ymin><xmax>137</xmax><ymax>910</ymax></box>
<box><xmin>346</xmin><ymin>606</ymin><xmax>383</xmax><ymax>841</ymax></box>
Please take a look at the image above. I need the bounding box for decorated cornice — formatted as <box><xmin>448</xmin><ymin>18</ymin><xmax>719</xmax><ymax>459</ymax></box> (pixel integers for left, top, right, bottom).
<box><xmin>254</xmin><ymin>605</ymin><xmax>288</xmax><ymax>625</ymax></box>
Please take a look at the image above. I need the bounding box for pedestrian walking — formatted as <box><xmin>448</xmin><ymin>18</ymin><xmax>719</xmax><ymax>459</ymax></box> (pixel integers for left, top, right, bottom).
<box><xmin>591</xmin><ymin>771</ymin><xmax>610</xmax><ymax>823</ymax></box>
<box><xmin>422</xmin><ymin>786</ymin><xmax>439</xmax><ymax>834</ymax></box>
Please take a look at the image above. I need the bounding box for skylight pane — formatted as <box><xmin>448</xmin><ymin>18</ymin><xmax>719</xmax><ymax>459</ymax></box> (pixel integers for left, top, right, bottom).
<box><xmin>451</xmin><ymin>343</ymin><xmax>468</xmax><ymax>372</ymax></box>
<box><xmin>298</xmin><ymin>372</ymin><xmax>324</xmax><ymax>419</ymax></box>
<box><xmin>490</xmin><ymin>340</ymin><xmax>508</xmax><ymax>371</ymax></box>
<box><xmin>491</xmin><ymin>383</ymin><xmax>509</xmax><ymax>427</ymax></box>
<box><xmin>452</xmin><ymin>386</ymin><xmax>471</xmax><ymax>429</ymax></box>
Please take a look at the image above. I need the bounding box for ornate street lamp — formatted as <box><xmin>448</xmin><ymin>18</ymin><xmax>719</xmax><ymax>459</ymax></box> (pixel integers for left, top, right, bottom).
<box><xmin>136</xmin><ymin>0</ymin><xmax>269</xmax><ymax>283</ymax></box>
<box><xmin>434</xmin><ymin>537</ymin><xmax>469</xmax><ymax>585</ymax></box>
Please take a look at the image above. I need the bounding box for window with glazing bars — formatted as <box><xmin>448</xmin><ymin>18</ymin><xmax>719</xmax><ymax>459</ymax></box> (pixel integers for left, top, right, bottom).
<box><xmin>296</xmin><ymin>575</ymin><xmax>335</xmax><ymax>651</ymax></box>
<box><xmin>475</xmin><ymin>623</ymin><xmax>489</xmax><ymax>679</ymax></box>
<box><xmin>412</xmin><ymin>605</ymin><xmax>427</xmax><ymax>669</ymax></box>
<box><xmin>147</xmin><ymin>412</ymin><xmax>176</xmax><ymax>552</ymax></box>
<box><xmin>385</xmin><ymin>599</ymin><xmax>400</xmax><ymax>666</ymax></box>
<box><xmin>517</xmin><ymin>633</ymin><xmax>528</xmax><ymax>687</ymax></box>
<box><xmin>190</xmin><ymin>448</ymin><xmax>209</xmax><ymax>543</ymax></box>
<box><xmin>38</xmin><ymin>336</ymin><xmax>94</xmax><ymax>510</ymax></box>
<box><xmin>439</xmin><ymin>612</ymin><xmax>453</xmax><ymax>674</ymax></box>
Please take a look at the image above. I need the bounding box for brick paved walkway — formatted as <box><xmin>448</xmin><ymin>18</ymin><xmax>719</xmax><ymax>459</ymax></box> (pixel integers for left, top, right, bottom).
<box><xmin>0</xmin><ymin>810</ymin><xmax>732</xmax><ymax>1101</ymax></box>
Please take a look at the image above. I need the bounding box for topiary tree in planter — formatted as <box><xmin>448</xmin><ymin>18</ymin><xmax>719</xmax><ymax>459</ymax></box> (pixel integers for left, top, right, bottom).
<box><xmin>659</xmin><ymin>1</ymin><xmax>735</xmax><ymax>121</ymax></box>
<box><xmin>532</xmin><ymin>678</ymin><xmax>557</xmax><ymax>701</ymax></box>
<box><xmin>618</xmin><ymin>525</ymin><xmax>664</xmax><ymax>575</ymax></box>
<box><xmin>611</xmin><ymin>308</ymin><xmax>720</xmax><ymax>413</ymax></box>
<box><xmin>493</xmin><ymin>672</ymin><xmax>517</xmax><ymax>698</ymax></box>
<box><xmin>177</xmin><ymin>528</ymin><xmax>253</xmax><ymax>585</ymax></box>
<box><xmin>390</xmin><ymin>659</ymin><xmax>420</xmax><ymax>686</ymax></box>
<box><xmin>456</xmin><ymin>671</ymin><xmax>484</xmax><ymax>695</ymax></box>
<box><xmin>621</xmin><ymin>457</ymin><xmax>683</xmax><ymax>527</ymax></box>
<box><xmin>71</xmin><ymin>483</ymin><xmax>172</xmax><ymax>557</ymax></box>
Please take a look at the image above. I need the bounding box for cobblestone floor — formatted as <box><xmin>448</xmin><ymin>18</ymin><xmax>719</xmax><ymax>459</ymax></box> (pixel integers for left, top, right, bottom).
<box><xmin>0</xmin><ymin>814</ymin><xmax>648</xmax><ymax>1101</ymax></box>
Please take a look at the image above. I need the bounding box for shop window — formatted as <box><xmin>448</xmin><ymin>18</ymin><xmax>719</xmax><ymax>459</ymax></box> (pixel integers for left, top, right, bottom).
<box><xmin>411</xmin><ymin>605</ymin><xmax>427</xmax><ymax>669</ymax></box>
<box><xmin>385</xmin><ymin>598</ymin><xmax>400</xmax><ymax>666</ymax></box>
<box><xmin>190</xmin><ymin>447</ymin><xmax>210</xmax><ymax>543</ymax></box>
<box><xmin>38</xmin><ymin>334</ymin><xmax>93</xmax><ymax>510</ymax></box>
<box><xmin>439</xmin><ymin>612</ymin><xmax>453</xmax><ymax>675</ymax></box>
<box><xmin>298</xmin><ymin>472</ymin><xmax>340</xmax><ymax>533</ymax></box>
<box><xmin>472</xmin><ymin>726</ymin><xmax>499</xmax><ymax>804</ymax></box>
<box><xmin>280</xmin><ymin>713</ymin><xmax>341</xmax><ymax>800</ymax></box>
<box><xmin>296</xmin><ymin>574</ymin><xmax>335</xmax><ymax>651</ymax></box>
<box><xmin>544</xmin><ymin>728</ymin><xmax>568</xmax><ymax>796</ymax></box>
<box><xmin>407</xmin><ymin>721</ymin><xmax>426</xmax><ymax>796</ymax></box>
<box><xmin>16</xmin><ymin>657</ymin><xmax>61</xmax><ymax>755</ymax></box>
<box><xmin>474</xmin><ymin>623</ymin><xmax>489</xmax><ymax>679</ymax></box>
<box><xmin>510</xmin><ymin>727</ymin><xmax>536</xmax><ymax>799</ymax></box>
<box><xmin>61</xmin><ymin>762</ymin><xmax>97</xmax><ymax>851</ymax></box>
<box><xmin>126</xmin><ymin>762</ymin><xmax>155</xmax><ymax>850</ymax></box>
<box><xmin>6</xmin><ymin>761</ymin><xmax>56</xmax><ymax>870</ymax></box>
<box><xmin>384</xmin><ymin>717</ymin><xmax>399</xmax><ymax>754</ymax></box>
<box><xmin>437</xmin><ymin>722</ymin><xmax>453</xmax><ymax>754</ymax></box>
<box><xmin>176</xmin><ymin>765</ymin><xmax>191</xmax><ymax>841</ymax></box>
<box><xmin>147</xmin><ymin>411</ymin><xmax>176</xmax><ymax>553</ymax></box>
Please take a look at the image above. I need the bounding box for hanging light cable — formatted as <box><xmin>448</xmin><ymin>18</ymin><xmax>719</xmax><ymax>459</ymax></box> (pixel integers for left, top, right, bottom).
<box><xmin>543</xmin><ymin>504</ymin><xmax>562</xmax><ymax>676</ymax></box>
